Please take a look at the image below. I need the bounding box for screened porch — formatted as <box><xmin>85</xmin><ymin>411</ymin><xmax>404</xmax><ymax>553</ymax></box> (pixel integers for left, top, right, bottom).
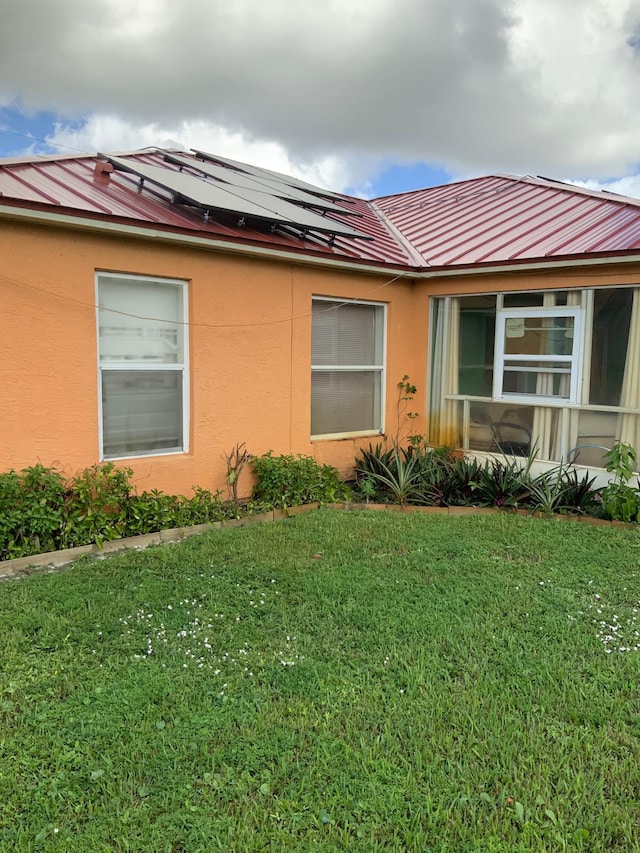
<box><xmin>428</xmin><ymin>286</ymin><xmax>640</xmax><ymax>470</ymax></box>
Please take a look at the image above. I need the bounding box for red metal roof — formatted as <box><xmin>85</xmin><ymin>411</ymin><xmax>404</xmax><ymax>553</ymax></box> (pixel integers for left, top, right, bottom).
<box><xmin>0</xmin><ymin>149</ymin><xmax>411</xmax><ymax>268</ymax></box>
<box><xmin>1</xmin><ymin>150</ymin><xmax>640</xmax><ymax>271</ymax></box>
<box><xmin>373</xmin><ymin>174</ymin><xmax>640</xmax><ymax>267</ymax></box>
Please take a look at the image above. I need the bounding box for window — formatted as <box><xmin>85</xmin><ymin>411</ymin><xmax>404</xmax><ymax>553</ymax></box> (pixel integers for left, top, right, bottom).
<box><xmin>311</xmin><ymin>298</ymin><xmax>385</xmax><ymax>437</ymax></box>
<box><xmin>589</xmin><ymin>287</ymin><xmax>633</xmax><ymax>405</ymax></box>
<box><xmin>493</xmin><ymin>307</ymin><xmax>583</xmax><ymax>404</ymax></box>
<box><xmin>458</xmin><ymin>295</ymin><xmax>496</xmax><ymax>397</ymax></box>
<box><xmin>97</xmin><ymin>273</ymin><xmax>188</xmax><ymax>459</ymax></box>
<box><xmin>429</xmin><ymin>287</ymin><xmax>640</xmax><ymax>466</ymax></box>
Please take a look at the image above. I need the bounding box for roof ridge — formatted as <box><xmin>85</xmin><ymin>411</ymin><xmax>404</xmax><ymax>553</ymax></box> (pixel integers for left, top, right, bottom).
<box><xmin>0</xmin><ymin>146</ymin><xmax>185</xmax><ymax>168</ymax></box>
<box><xmin>368</xmin><ymin>200</ymin><xmax>429</xmax><ymax>267</ymax></box>
<box><xmin>523</xmin><ymin>173</ymin><xmax>640</xmax><ymax>209</ymax></box>
<box><xmin>373</xmin><ymin>172</ymin><xmax>640</xmax><ymax>211</ymax></box>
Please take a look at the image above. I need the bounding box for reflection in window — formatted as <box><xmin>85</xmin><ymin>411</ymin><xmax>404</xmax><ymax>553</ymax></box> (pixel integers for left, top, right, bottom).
<box><xmin>458</xmin><ymin>295</ymin><xmax>496</xmax><ymax>396</ymax></box>
<box><xmin>589</xmin><ymin>288</ymin><xmax>632</xmax><ymax>406</ymax></box>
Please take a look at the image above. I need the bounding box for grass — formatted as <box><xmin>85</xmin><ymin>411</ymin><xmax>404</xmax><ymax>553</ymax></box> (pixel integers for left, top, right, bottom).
<box><xmin>1</xmin><ymin>510</ymin><xmax>640</xmax><ymax>851</ymax></box>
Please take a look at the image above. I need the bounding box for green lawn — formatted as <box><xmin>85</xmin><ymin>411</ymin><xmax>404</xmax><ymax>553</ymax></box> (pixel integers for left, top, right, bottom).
<box><xmin>1</xmin><ymin>510</ymin><xmax>640</xmax><ymax>852</ymax></box>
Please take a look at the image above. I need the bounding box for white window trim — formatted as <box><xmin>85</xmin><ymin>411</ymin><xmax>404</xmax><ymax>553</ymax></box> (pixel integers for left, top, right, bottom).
<box><xmin>311</xmin><ymin>296</ymin><xmax>387</xmax><ymax>440</ymax></box>
<box><xmin>95</xmin><ymin>272</ymin><xmax>190</xmax><ymax>460</ymax></box>
<box><xmin>493</xmin><ymin>306</ymin><xmax>584</xmax><ymax>404</ymax></box>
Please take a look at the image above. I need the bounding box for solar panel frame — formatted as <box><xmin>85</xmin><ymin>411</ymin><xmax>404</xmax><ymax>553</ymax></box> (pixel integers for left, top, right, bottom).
<box><xmin>104</xmin><ymin>156</ymin><xmax>370</xmax><ymax>239</ymax></box>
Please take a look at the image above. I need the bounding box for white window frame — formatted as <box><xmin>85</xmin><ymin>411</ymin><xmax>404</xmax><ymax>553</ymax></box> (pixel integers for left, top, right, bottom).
<box><xmin>493</xmin><ymin>306</ymin><xmax>584</xmax><ymax>404</ymax></box>
<box><xmin>96</xmin><ymin>272</ymin><xmax>190</xmax><ymax>460</ymax></box>
<box><xmin>311</xmin><ymin>296</ymin><xmax>386</xmax><ymax>440</ymax></box>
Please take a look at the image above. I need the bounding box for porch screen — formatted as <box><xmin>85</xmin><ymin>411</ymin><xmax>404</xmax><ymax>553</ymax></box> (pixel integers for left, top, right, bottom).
<box><xmin>429</xmin><ymin>287</ymin><xmax>640</xmax><ymax>467</ymax></box>
<box><xmin>97</xmin><ymin>274</ymin><xmax>188</xmax><ymax>458</ymax></box>
<box><xmin>311</xmin><ymin>299</ymin><xmax>384</xmax><ymax>436</ymax></box>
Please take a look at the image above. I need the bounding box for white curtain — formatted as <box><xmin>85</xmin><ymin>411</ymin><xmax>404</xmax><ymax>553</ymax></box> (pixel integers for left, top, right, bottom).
<box><xmin>428</xmin><ymin>299</ymin><xmax>446</xmax><ymax>443</ymax></box>
<box><xmin>428</xmin><ymin>297</ymin><xmax>459</xmax><ymax>446</ymax></box>
<box><xmin>617</xmin><ymin>287</ymin><xmax>640</xmax><ymax>453</ymax></box>
<box><xmin>445</xmin><ymin>299</ymin><xmax>460</xmax><ymax>446</ymax></box>
<box><xmin>532</xmin><ymin>293</ymin><xmax>557</xmax><ymax>460</ymax></box>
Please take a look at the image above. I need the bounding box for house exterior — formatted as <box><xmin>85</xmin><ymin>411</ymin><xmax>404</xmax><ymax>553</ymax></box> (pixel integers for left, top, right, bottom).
<box><xmin>2</xmin><ymin>149</ymin><xmax>640</xmax><ymax>495</ymax></box>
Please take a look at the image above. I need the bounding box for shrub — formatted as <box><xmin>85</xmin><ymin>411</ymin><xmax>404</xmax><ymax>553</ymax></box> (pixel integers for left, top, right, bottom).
<box><xmin>0</xmin><ymin>465</ymin><xmax>66</xmax><ymax>560</ymax></box>
<box><xmin>0</xmin><ymin>462</ymin><xmax>242</xmax><ymax>561</ymax></box>
<box><xmin>527</xmin><ymin>466</ymin><xmax>600</xmax><ymax>515</ymax></box>
<box><xmin>355</xmin><ymin>442</ymin><xmax>466</xmax><ymax>507</ymax></box>
<box><xmin>252</xmin><ymin>452</ymin><xmax>349</xmax><ymax>508</ymax></box>
<box><xmin>465</xmin><ymin>454</ymin><xmax>535</xmax><ymax>509</ymax></box>
<box><xmin>176</xmin><ymin>486</ymin><xmax>237</xmax><ymax>525</ymax></box>
<box><xmin>62</xmin><ymin>462</ymin><xmax>132</xmax><ymax>547</ymax></box>
<box><xmin>601</xmin><ymin>442</ymin><xmax>640</xmax><ymax>522</ymax></box>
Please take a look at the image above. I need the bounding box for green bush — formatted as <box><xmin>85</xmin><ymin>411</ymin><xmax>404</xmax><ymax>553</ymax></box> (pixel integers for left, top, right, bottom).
<box><xmin>527</xmin><ymin>465</ymin><xmax>600</xmax><ymax>515</ymax></box>
<box><xmin>354</xmin><ymin>442</ymin><xmax>602</xmax><ymax>514</ymax></box>
<box><xmin>0</xmin><ymin>463</ymin><xmax>241</xmax><ymax>561</ymax></box>
<box><xmin>601</xmin><ymin>442</ymin><xmax>640</xmax><ymax>522</ymax></box>
<box><xmin>355</xmin><ymin>443</ymin><xmax>474</xmax><ymax>507</ymax></box>
<box><xmin>0</xmin><ymin>465</ymin><xmax>66</xmax><ymax>560</ymax></box>
<box><xmin>62</xmin><ymin>462</ymin><xmax>132</xmax><ymax>547</ymax></box>
<box><xmin>252</xmin><ymin>452</ymin><xmax>349</xmax><ymax>508</ymax></box>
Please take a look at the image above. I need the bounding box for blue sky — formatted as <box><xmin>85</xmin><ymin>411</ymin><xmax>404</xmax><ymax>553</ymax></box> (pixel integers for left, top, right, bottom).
<box><xmin>2</xmin><ymin>0</ymin><xmax>640</xmax><ymax>199</ymax></box>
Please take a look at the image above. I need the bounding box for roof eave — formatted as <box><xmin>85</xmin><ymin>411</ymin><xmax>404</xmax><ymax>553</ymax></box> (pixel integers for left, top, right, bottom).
<box><xmin>0</xmin><ymin>199</ymin><xmax>414</xmax><ymax>277</ymax></box>
<box><xmin>3</xmin><ymin>197</ymin><xmax>640</xmax><ymax>281</ymax></box>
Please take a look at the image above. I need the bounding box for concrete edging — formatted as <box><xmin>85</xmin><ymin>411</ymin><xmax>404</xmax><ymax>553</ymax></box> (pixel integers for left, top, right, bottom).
<box><xmin>0</xmin><ymin>500</ymin><xmax>635</xmax><ymax>579</ymax></box>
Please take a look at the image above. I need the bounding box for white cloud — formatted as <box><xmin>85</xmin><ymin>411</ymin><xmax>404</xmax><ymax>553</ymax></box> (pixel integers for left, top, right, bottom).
<box><xmin>1</xmin><ymin>0</ymin><xmax>640</xmax><ymax>188</ymax></box>
<box><xmin>44</xmin><ymin>114</ymin><xmax>365</xmax><ymax>193</ymax></box>
<box><xmin>567</xmin><ymin>175</ymin><xmax>640</xmax><ymax>201</ymax></box>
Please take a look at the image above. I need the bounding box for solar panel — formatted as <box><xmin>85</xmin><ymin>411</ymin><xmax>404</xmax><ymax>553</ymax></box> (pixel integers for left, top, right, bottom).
<box><xmin>104</xmin><ymin>155</ymin><xmax>370</xmax><ymax>240</ymax></box>
<box><xmin>191</xmin><ymin>149</ymin><xmax>351</xmax><ymax>203</ymax></box>
<box><xmin>164</xmin><ymin>152</ymin><xmax>360</xmax><ymax>217</ymax></box>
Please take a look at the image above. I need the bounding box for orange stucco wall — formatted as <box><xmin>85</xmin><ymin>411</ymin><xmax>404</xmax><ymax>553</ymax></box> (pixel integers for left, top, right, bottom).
<box><xmin>1</xmin><ymin>219</ymin><xmax>425</xmax><ymax>497</ymax></box>
<box><xmin>6</xmin><ymin>218</ymin><xmax>637</xmax><ymax>497</ymax></box>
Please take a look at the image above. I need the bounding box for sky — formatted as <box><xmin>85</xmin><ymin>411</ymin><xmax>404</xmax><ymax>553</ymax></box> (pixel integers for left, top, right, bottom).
<box><xmin>1</xmin><ymin>0</ymin><xmax>639</xmax><ymax>199</ymax></box>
